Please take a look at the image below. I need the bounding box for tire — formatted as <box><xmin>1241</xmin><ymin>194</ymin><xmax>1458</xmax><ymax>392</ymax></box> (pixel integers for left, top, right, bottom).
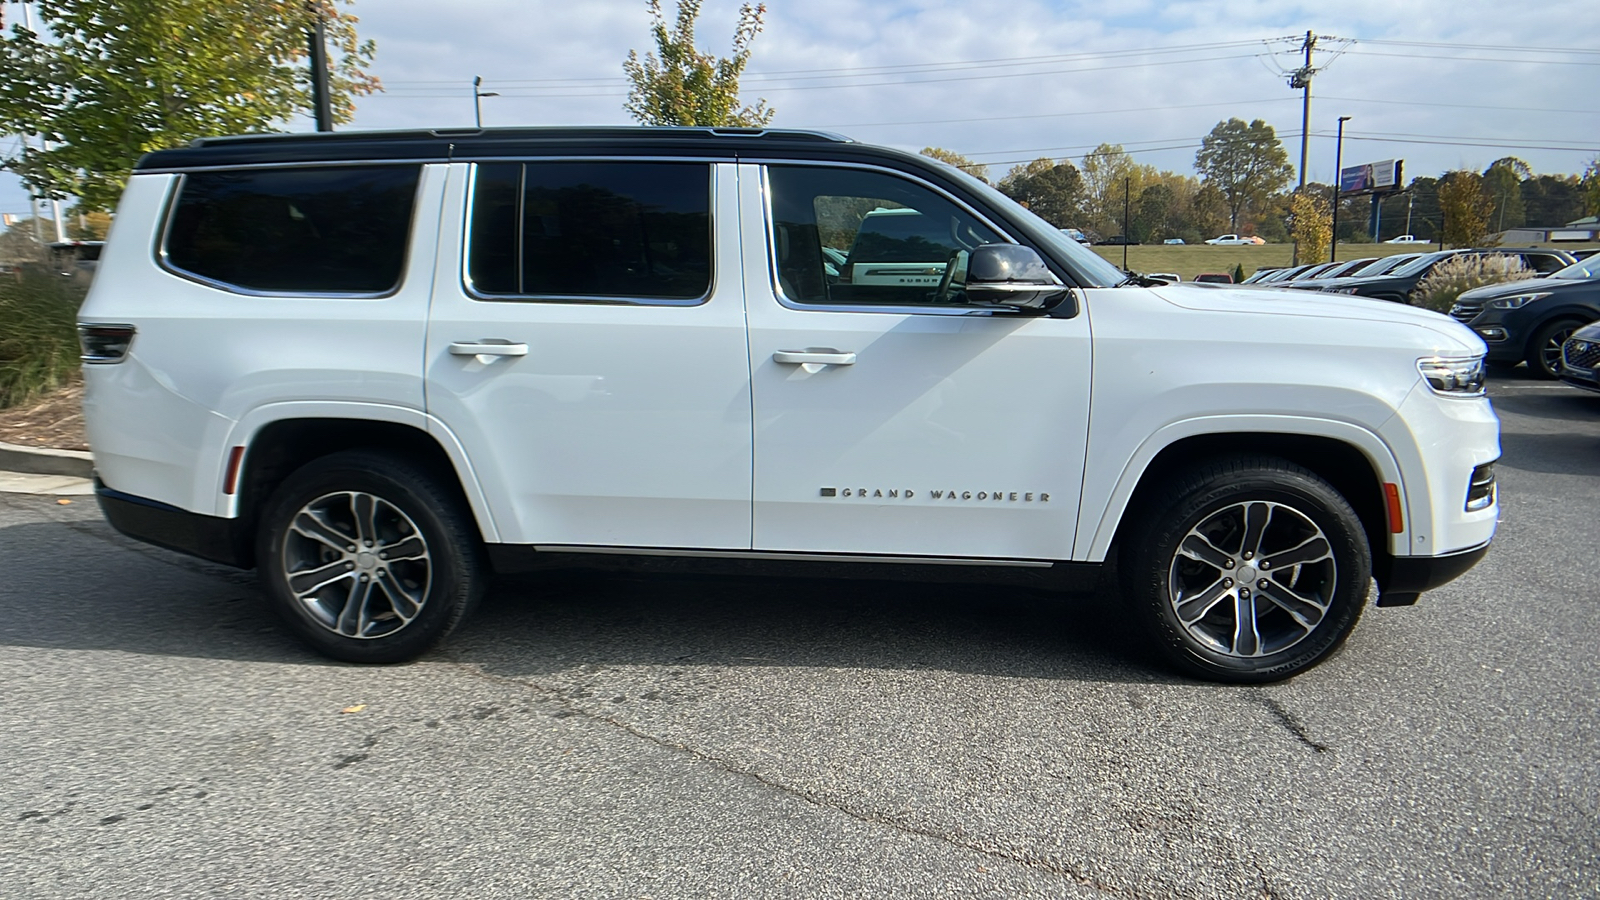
<box><xmin>255</xmin><ymin>450</ymin><xmax>486</xmax><ymax>663</ymax></box>
<box><xmin>1120</xmin><ymin>456</ymin><xmax>1372</xmax><ymax>683</ymax></box>
<box><xmin>1525</xmin><ymin>318</ymin><xmax>1583</xmax><ymax>380</ymax></box>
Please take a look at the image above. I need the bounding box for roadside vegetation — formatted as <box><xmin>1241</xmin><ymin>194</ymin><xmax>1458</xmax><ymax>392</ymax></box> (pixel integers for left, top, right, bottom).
<box><xmin>0</xmin><ymin>268</ymin><xmax>86</xmax><ymax>409</ymax></box>
<box><xmin>1413</xmin><ymin>254</ymin><xmax>1534</xmax><ymax>313</ymax></box>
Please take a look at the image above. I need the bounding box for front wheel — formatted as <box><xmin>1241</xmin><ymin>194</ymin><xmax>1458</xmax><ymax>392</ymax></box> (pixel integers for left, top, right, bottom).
<box><xmin>1121</xmin><ymin>457</ymin><xmax>1372</xmax><ymax>683</ymax></box>
<box><xmin>1526</xmin><ymin>318</ymin><xmax>1583</xmax><ymax>379</ymax></box>
<box><xmin>255</xmin><ymin>450</ymin><xmax>486</xmax><ymax>663</ymax></box>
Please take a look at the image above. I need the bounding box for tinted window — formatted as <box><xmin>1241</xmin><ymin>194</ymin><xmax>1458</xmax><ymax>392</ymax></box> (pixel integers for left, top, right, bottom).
<box><xmin>468</xmin><ymin>161</ymin><xmax>711</xmax><ymax>301</ymax></box>
<box><xmin>767</xmin><ymin>166</ymin><xmax>1000</xmax><ymax>306</ymax></box>
<box><xmin>166</xmin><ymin>166</ymin><xmax>419</xmax><ymax>293</ymax></box>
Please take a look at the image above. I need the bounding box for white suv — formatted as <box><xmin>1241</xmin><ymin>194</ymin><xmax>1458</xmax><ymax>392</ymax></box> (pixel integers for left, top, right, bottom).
<box><xmin>77</xmin><ymin>127</ymin><xmax>1499</xmax><ymax>682</ymax></box>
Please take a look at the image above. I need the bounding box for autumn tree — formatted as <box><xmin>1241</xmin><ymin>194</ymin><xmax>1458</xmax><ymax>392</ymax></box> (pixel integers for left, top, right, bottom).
<box><xmin>1287</xmin><ymin>189</ymin><xmax>1331</xmax><ymax>263</ymax></box>
<box><xmin>623</xmin><ymin>0</ymin><xmax>772</xmax><ymax>127</ymax></box>
<box><xmin>0</xmin><ymin>0</ymin><xmax>378</xmax><ymax>211</ymax></box>
<box><xmin>1079</xmin><ymin>143</ymin><xmax>1155</xmax><ymax>237</ymax></box>
<box><xmin>997</xmin><ymin>157</ymin><xmax>1082</xmax><ymax>226</ymax></box>
<box><xmin>1583</xmin><ymin>157</ymin><xmax>1600</xmax><ymax>217</ymax></box>
<box><xmin>1438</xmin><ymin>170</ymin><xmax>1496</xmax><ymax>248</ymax></box>
<box><xmin>1194</xmin><ymin>118</ymin><xmax>1293</xmax><ymax>231</ymax></box>
<box><xmin>920</xmin><ymin>147</ymin><xmax>989</xmax><ymax>183</ymax></box>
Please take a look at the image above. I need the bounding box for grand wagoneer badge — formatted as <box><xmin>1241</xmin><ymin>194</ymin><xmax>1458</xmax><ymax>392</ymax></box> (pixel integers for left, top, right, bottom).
<box><xmin>821</xmin><ymin>487</ymin><xmax>1050</xmax><ymax>502</ymax></box>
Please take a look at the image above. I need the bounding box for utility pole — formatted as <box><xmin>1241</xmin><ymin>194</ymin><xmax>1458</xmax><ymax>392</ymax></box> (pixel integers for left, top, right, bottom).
<box><xmin>17</xmin><ymin>2</ymin><xmax>45</xmax><ymax>243</ymax></box>
<box><xmin>1290</xmin><ymin>31</ymin><xmax>1316</xmax><ymax>191</ymax></box>
<box><xmin>473</xmin><ymin>77</ymin><xmax>499</xmax><ymax>129</ymax></box>
<box><xmin>307</xmin><ymin>3</ymin><xmax>333</xmax><ymax>132</ymax></box>
<box><xmin>1287</xmin><ymin>31</ymin><xmax>1316</xmax><ymax>267</ymax></box>
<box><xmin>1331</xmin><ymin>115</ymin><xmax>1350</xmax><ymax>262</ymax></box>
<box><xmin>1122</xmin><ymin>176</ymin><xmax>1131</xmax><ymax>271</ymax></box>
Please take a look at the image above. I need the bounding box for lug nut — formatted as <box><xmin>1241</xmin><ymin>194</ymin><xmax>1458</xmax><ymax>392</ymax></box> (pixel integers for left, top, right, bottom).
<box><xmin>345</xmin><ymin>562</ymin><xmax>355</xmax><ymax>570</ymax></box>
<box><xmin>378</xmin><ymin>552</ymin><xmax>387</xmax><ymax>560</ymax></box>
<box><xmin>1243</xmin><ymin>551</ymin><xmax>1253</xmax><ymax>560</ymax></box>
<box><xmin>1223</xmin><ymin>578</ymin><xmax>1234</xmax><ymax>587</ymax></box>
<box><xmin>1224</xmin><ymin>559</ymin><xmax>1235</xmax><ymax>569</ymax></box>
<box><xmin>1260</xmin><ymin>560</ymin><xmax>1271</xmax><ymax>569</ymax></box>
<box><xmin>1259</xmin><ymin>579</ymin><xmax>1269</xmax><ymax>588</ymax></box>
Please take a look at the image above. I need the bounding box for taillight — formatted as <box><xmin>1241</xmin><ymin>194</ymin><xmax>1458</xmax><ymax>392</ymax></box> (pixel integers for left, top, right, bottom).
<box><xmin>78</xmin><ymin>323</ymin><xmax>136</xmax><ymax>363</ymax></box>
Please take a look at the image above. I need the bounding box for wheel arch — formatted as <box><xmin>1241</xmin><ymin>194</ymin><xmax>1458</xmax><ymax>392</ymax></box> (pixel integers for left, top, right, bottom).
<box><xmin>216</xmin><ymin>404</ymin><xmax>500</xmax><ymax>567</ymax></box>
<box><xmin>1082</xmin><ymin>418</ymin><xmax>1405</xmax><ymax>571</ymax></box>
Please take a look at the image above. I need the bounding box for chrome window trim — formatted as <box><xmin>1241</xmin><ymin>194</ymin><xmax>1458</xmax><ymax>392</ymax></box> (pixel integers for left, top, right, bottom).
<box><xmin>754</xmin><ymin>160</ymin><xmax>1025</xmax><ymax>317</ymax></box>
<box><xmin>459</xmin><ymin>159</ymin><xmax>717</xmax><ymax>308</ymax></box>
<box><xmin>154</xmin><ymin>165</ymin><xmax>423</xmax><ymax>300</ymax></box>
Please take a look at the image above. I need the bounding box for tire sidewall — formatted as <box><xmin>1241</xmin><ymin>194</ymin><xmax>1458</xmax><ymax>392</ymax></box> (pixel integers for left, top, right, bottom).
<box><xmin>256</xmin><ymin>453</ymin><xmax>481</xmax><ymax>664</ymax></box>
<box><xmin>1132</xmin><ymin>466</ymin><xmax>1371</xmax><ymax>683</ymax></box>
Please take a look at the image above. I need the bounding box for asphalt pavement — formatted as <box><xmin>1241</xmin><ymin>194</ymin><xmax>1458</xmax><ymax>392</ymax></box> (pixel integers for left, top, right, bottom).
<box><xmin>2</xmin><ymin>374</ymin><xmax>1596</xmax><ymax>899</ymax></box>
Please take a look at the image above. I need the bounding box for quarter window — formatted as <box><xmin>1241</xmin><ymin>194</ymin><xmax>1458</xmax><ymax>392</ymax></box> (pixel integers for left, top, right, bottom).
<box><xmin>468</xmin><ymin>161</ymin><xmax>712</xmax><ymax>301</ymax></box>
<box><xmin>766</xmin><ymin>165</ymin><xmax>1001</xmax><ymax>306</ymax></box>
<box><xmin>165</xmin><ymin>165</ymin><xmax>420</xmax><ymax>294</ymax></box>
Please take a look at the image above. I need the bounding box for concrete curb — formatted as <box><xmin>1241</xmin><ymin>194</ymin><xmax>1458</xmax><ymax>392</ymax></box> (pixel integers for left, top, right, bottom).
<box><xmin>0</xmin><ymin>440</ymin><xmax>93</xmax><ymax>478</ymax></box>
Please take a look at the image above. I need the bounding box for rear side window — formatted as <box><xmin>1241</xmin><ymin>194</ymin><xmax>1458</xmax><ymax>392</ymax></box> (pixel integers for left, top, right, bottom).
<box><xmin>164</xmin><ymin>165</ymin><xmax>420</xmax><ymax>294</ymax></box>
<box><xmin>468</xmin><ymin>161</ymin><xmax>711</xmax><ymax>302</ymax></box>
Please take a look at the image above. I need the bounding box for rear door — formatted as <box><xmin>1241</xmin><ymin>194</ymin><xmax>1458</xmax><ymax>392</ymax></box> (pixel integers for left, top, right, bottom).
<box><xmin>424</xmin><ymin>160</ymin><xmax>752</xmax><ymax>549</ymax></box>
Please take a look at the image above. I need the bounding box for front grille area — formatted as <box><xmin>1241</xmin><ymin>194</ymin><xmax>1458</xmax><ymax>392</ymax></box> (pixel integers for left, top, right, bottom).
<box><xmin>1563</xmin><ymin>339</ymin><xmax>1600</xmax><ymax>370</ymax></box>
<box><xmin>1449</xmin><ymin>301</ymin><xmax>1482</xmax><ymax>323</ymax></box>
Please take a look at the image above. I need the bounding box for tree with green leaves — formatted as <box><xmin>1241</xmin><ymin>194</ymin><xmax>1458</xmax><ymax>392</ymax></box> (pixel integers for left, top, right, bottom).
<box><xmin>1583</xmin><ymin>156</ymin><xmax>1600</xmax><ymax>217</ymax></box>
<box><xmin>1439</xmin><ymin>170</ymin><xmax>1496</xmax><ymax>248</ymax></box>
<box><xmin>997</xmin><ymin>157</ymin><xmax>1082</xmax><ymax>225</ymax></box>
<box><xmin>623</xmin><ymin>0</ymin><xmax>772</xmax><ymax>127</ymax></box>
<box><xmin>920</xmin><ymin>147</ymin><xmax>989</xmax><ymax>183</ymax></box>
<box><xmin>1482</xmin><ymin>159</ymin><xmax>1526</xmax><ymax>233</ymax></box>
<box><xmin>0</xmin><ymin>0</ymin><xmax>378</xmax><ymax>211</ymax></box>
<box><xmin>1194</xmin><ymin>118</ymin><xmax>1293</xmax><ymax>231</ymax></box>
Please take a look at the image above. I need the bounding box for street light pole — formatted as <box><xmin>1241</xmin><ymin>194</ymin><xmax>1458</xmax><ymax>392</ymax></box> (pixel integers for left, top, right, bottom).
<box><xmin>1330</xmin><ymin>115</ymin><xmax>1350</xmax><ymax>262</ymax></box>
<box><xmin>473</xmin><ymin>76</ymin><xmax>499</xmax><ymax>129</ymax></box>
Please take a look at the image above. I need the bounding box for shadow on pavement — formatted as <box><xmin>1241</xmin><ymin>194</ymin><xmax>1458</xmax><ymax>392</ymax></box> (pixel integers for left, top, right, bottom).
<box><xmin>0</xmin><ymin>517</ymin><xmax>1178</xmax><ymax>685</ymax></box>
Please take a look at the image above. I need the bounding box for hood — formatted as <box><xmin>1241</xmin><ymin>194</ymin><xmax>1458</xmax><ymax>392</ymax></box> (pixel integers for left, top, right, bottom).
<box><xmin>1149</xmin><ymin>282</ymin><xmax>1483</xmax><ymax>354</ymax></box>
<box><xmin>1571</xmin><ymin>320</ymin><xmax>1600</xmax><ymax>342</ymax></box>
<box><xmin>1457</xmin><ymin>275</ymin><xmax>1584</xmax><ymax>301</ymax></box>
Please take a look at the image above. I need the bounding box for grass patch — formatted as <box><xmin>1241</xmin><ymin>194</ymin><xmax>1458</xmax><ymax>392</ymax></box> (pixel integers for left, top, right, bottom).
<box><xmin>0</xmin><ymin>271</ymin><xmax>87</xmax><ymax>409</ymax></box>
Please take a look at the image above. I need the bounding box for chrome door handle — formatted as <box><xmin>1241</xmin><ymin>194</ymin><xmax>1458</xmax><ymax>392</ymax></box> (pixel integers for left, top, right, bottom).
<box><xmin>449</xmin><ymin>339</ymin><xmax>528</xmax><ymax>361</ymax></box>
<box><xmin>773</xmin><ymin>349</ymin><xmax>856</xmax><ymax>367</ymax></box>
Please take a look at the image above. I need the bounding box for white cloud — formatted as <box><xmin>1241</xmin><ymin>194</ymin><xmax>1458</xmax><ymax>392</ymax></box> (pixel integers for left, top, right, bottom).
<box><xmin>3</xmin><ymin>0</ymin><xmax>1596</xmax><ymax>218</ymax></box>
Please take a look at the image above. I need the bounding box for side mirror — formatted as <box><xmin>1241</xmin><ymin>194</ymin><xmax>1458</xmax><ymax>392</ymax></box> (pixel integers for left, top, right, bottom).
<box><xmin>964</xmin><ymin>244</ymin><xmax>1069</xmax><ymax>310</ymax></box>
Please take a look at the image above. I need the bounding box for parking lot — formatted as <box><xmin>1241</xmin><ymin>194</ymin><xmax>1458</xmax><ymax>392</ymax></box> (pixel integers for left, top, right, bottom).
<box><xmin>2</xmin><ymin>372</ymin><xmax>1596</xmax><ymax>900</ymax></box>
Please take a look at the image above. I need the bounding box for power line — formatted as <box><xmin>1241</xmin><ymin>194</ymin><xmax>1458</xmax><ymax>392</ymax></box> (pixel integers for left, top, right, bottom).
<box><xmin>1342</xmin><ymin>49</ymin><xmax>1600</xmax><ymax>66</ymax></box>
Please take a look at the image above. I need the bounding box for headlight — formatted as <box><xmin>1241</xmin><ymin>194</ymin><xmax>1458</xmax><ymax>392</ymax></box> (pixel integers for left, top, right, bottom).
<box><xmin>1417</xmin><ymin>357</ymin><xmax>1486</xmax><ymax>395</ymax></box>
<box><xmin>1488</xmin><ymin>292</ymin><xmax>1549</xmax><ymax>310</ymax></box>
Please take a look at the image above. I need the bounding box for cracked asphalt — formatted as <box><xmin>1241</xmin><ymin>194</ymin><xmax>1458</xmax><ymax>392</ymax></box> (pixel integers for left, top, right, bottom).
<box><xmin>3</xmin><ymin>374</ymin><xmax>1597</xmax><ymax>899</ymax></box>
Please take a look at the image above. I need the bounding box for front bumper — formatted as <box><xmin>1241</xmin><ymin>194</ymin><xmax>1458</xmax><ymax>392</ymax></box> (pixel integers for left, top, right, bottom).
<box><xmin>1373</xmin><ymin>541</ymin><xmax>1491</xmax><ymax>607</ymax></box>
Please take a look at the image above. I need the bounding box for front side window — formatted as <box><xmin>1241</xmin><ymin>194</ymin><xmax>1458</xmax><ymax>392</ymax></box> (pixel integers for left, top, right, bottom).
<box><xmin>468</xmin><ymin>161</ymin><xmax>711</xmax><ymax>302</ymax></box>
<box><xmin>766</xmin><ymin>165</ymin><xmax>1001</xmax><ymax>307</ymax></box>
<box><xmin>165</xmin><ymin>165</ymin><xmax>420</xmax><ymax>294</ymax></box>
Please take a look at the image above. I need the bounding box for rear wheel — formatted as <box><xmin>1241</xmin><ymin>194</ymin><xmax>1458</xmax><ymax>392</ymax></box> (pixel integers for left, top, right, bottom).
<box><xmin>1121</xmin><ymin>456</ymin><xmax>1372</xmax><ymax>683</ymax></box>
<box><xmin>256</xmin><ymin>450</ymin><xmax>485</xmax><ymax>663</ymax></box>
<box><xmin>1526</xmin><ymin>318</ymin><xmax>1583</xmax><ymax>379</ymax></box>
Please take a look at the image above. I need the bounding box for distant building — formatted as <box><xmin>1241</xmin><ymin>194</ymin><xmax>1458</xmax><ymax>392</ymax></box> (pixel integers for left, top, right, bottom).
<box><xmin>1496</xmin><ymin>216</ymin><xmax>1600</xmax><ymax>244</ymax></box>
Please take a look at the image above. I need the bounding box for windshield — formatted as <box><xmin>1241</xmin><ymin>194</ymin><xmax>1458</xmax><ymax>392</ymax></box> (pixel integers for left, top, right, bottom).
<box><xmin>940</xmin><ymin>164</ymin><xmax>1128</xmax><ymax>287</ymax></box>
<box><xmin>1550</xmin><ymin>257</ymin><xmax>1600</xmax><ymax>280</ymax></box>
<box><xmin>1350</xmin><ymin>254</ymin><xmax>1415</xmax><ymax>277</ymax></box>
<box><xmin>1391</xmin><ymin>251</ymin><xmax>1452</xmax><ymax>277</ymax></box>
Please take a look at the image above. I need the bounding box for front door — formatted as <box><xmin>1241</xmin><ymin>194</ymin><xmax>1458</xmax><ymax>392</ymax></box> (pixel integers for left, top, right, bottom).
<box><xmin>740</xmin><ymin>163</ymin><xmax>1093</xmax><ymax>561</ymax></box>
<box><xmin>424</xmin><ymin>160</ymin><xmax>752</xmax><ymax>549</ymax></box>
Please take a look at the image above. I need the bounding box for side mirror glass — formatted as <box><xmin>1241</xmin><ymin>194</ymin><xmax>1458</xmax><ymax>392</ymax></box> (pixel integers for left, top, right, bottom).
<box><xmin>964</xmin><ymin>244</ymin><xmax>1068</xmax><ymax>310</ymax></box>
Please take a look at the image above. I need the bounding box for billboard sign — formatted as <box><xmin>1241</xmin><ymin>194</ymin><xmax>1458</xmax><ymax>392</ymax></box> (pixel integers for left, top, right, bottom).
<box><xmin>1339</xmin><ymin>159</ymin><xmax>1403</xmax><ymax>195</ymax></box>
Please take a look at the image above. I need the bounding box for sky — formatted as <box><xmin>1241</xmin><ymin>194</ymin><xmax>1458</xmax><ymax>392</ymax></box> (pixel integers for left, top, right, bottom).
<box><xmin>2</xmin><ymin>0</ymin><xmax>1597</xmax><ymax>222</ymax></box>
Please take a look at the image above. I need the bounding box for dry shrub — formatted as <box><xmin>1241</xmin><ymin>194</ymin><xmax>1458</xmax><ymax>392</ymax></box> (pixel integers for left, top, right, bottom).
<box><xmin>1413</xmin><ymin>254</ymin><xmax>1533</xmax><ymax>312</ymax></box>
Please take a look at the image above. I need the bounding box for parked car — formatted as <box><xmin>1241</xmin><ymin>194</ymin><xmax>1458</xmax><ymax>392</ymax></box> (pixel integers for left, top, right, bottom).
<box><xmin>1192</xmin><ymin>272</ymin><xmax>1234</xmax><ymax>283</ymax></box>
<box><xmin>1240</xmin><ymin>267</ymin><xmax>1282</xmax><ymax>284</ymax></box>
<box><xmin>1095</xmin><ymin>235</ymin><xmax>1139</xmax><ymax>245</ymax></box>
<box><xmin>1163</xmin><ymin>238</ymin><xmax>1186</xmax><ymax>245</ymax></box>
<box><xmin>75</xmin><ymin>126</ymin><xmax>1499</xmax><ymax>683</ymax></box>
<box><xmin>1253</xmin><ymin>264</ymin><xmax>1317</xmax><ymax>284</ymax></box>
<box><xmin>1146</xmin><ymin>272</ymin><xmax>1180</xmax><ymax>282</ymax></box>
<box><xmin>1384</xmin><ymin>235</ymin><xmax>1431</xmax><ymax>244</ymax></box>
<box><xmin>1450</xmin><ymin>255</ymin><xmax>1600</xmax><ymax>378</ymax></box>
<box><xmin>1297</xmin><ymin>248</ymin><xmax>1577</xmax><ymax>303</ymax></box>
<box><xmin>1292</xmin><ymin>254</ymin><xmax>1424</xmax><ymax>291</ymax></box>
<box><xmin>1205</xmin><ymin>234</ymin><xmax>1257</xmax><ymax>245</ymax></box>
<box><xmin>1059</xmin><ymin>227</ymin><xmax>1090</xmax><ymax>244</ymax></box>
<box><xmin>1557</xmin><ymin>320</ymin><xmax>1600</xmax><ymax>394</ymax></box>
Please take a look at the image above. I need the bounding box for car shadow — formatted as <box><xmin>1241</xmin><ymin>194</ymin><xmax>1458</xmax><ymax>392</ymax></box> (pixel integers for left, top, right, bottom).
<box><xmin>0</xmin><ymin>517</ymin><xmax>1180</xmax><ymax>685</ymax></box>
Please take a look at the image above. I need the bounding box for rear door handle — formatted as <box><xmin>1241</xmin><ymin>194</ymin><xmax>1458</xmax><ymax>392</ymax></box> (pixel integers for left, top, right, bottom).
<box><xmin>449</xmin><ymin>339</ymin><xmax>528</xmax><ymax>362</ymax></box>
<box><xmin>773</xmin><ymin>349</ymin><xmax>856</xmax><ymax>370</ymax></box>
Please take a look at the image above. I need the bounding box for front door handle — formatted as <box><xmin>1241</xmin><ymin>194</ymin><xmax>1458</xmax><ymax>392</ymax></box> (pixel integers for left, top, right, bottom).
<box><xmin>449</xmin><ymin>339</ymin><xmax>528</xmax><ymax>363</ymax></box>
<box><xmin>774</xmin><ymin>349</ymin><xmax>856</xmax><ymax>371</ymax></box>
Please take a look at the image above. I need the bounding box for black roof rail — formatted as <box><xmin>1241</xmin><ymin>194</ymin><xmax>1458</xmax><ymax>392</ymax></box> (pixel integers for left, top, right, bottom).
<box><xmin>184</xmin><ymin>125</ymin><xmax>854</xmax><ymax>150</ymax></box>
